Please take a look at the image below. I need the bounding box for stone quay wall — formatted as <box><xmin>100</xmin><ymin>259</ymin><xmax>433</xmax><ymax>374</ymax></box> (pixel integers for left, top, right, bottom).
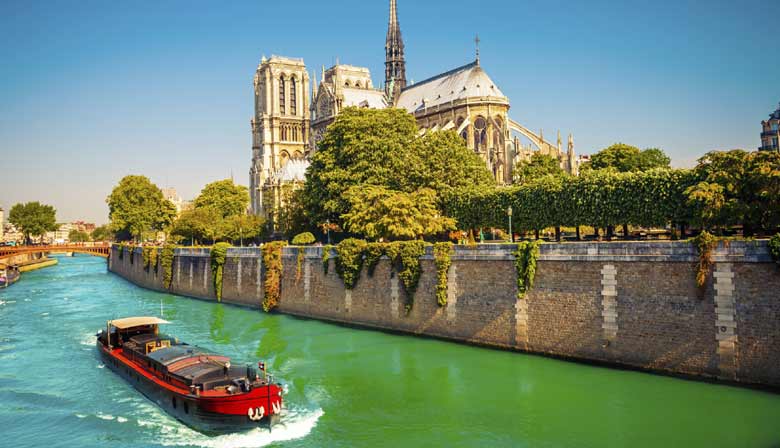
<box><xmin>108</xmin><ymin>241</ymin><xmax>780</xmax><ymax>387</ymax></box>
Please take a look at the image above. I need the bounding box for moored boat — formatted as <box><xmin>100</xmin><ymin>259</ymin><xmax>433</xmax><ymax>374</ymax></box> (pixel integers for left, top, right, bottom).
<box><xmin>96</xmin><ymin>317</ymin><xmax>284</xmax><ymax>433</ymax></box>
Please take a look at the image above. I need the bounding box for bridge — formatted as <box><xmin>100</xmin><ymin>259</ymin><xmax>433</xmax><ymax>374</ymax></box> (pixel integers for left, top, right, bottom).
<box><xmin>0</xmin><ymin>243</ymin><xmax>111</xmax><ymax>263</ymax></box>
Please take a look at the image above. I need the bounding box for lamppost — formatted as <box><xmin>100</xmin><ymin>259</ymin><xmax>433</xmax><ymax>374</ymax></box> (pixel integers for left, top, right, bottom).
<box><xmin>326</xmin><ymin>218</ymin><xmax>331</xmax><ymax>245</ymax></box>
<box><xmin>507</xmin><ymin>206</ymin><xmax>513</xmax><ymax>243</ymax></box>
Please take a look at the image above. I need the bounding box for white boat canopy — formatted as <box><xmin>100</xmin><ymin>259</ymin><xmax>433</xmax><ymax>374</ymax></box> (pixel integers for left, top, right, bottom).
<box><xmin>109</xmin><ymin>317</ymin><xmax>170</xmax><ymax>329</ymax></box>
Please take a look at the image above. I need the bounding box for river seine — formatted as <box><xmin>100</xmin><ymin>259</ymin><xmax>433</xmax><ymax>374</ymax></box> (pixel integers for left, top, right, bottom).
<box><xmin>1</xmin><ymin>255</ymin><xmax>779</xmax><ymax>447</ymax></box>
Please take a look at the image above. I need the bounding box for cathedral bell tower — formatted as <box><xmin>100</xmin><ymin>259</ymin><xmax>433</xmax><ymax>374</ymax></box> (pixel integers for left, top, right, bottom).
<box><xmin>385</xmin><ymin>0</ymin><xmax>406</xmax><ymax>104</ymax></box>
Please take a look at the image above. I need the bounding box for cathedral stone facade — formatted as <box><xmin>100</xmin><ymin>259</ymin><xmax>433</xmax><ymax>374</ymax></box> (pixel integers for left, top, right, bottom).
<box><xmin>251</xmin><ymin>0</ymin><xmax>576</xmax><ymax>217</ymax></box>
<box><xmin>760</xmin><ymin>102</ymin><xmax>780</xmax><ymax>152</ymax></box>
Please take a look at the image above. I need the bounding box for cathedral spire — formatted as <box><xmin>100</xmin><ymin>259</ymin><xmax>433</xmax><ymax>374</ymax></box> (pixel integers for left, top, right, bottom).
<box><xmin>385</xmin><ymin>0</ymin><xmax>406</xmax><ymax>102</ymax></box>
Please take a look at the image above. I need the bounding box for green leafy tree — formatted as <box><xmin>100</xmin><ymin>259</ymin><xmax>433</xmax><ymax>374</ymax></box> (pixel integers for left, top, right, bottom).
<box><xmin>342</xmin><ymin>186</ymin><xmax>456</xmax><ymax>241</ymax></box>
<box><xmin>8</xmin><ymin>202</ymin><xmax>58</xmax><ymax>244</ymax></box>
<box><xmin>638</xmin><ymin>148</ymin><xmax>671</xmax><ymax>171</ymax></box>
<box><xmin>588</xmin><ymin>143</ymin><xmax>671</xmax><ymax>172</ymax></box>
<box><xmin>170</xmin><ymin>208</ymin><xmax>222</xmax><ymax>245</ymax></box>
<box><xmin>68</xmin><ymin>229</ymin><xmax>90</xmax><ymax>243</ymax></box>
<box><xmin>193</xmin><ymin>179</ymin><xmax>250</xmax><ymax>218</ymax></box>
<box><xmin>222</xmin><ymin>214</ymin><xmax>266</xmax><ymax>244</ymax></box>
<box><xmin>106</xmin><ymin>175</ymin><xmax>176</xmax><ymax>241</ymax></box>
<box><xmin>687</xmin><ymin>150</ymin><xmax>780</xmax><ymax>235</ymax></box>
<box><xmin>90</xmin><ymin>225</ymin><xmax>114</xmax><ymax>242</ymax></box>
<box><xmin>513</xmin><ymin>153</ymin><xmax>566</xmax><ymax>184</ymax></box>
<box><xmin>303</xmin><ymin>107</ymin><xmax>494</xmax><ymax>228</ymax></box>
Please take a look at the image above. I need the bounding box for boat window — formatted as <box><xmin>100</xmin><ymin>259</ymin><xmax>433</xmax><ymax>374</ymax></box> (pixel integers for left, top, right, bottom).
<box><xmin>172</xmin><ymin>396</ymin><xmax>177</xmax><ymax>409</ymax></box>
<box><xmin>183</xmin><ymin>402</ymin><xmax>189</xmax><ymax>414</ymax></box>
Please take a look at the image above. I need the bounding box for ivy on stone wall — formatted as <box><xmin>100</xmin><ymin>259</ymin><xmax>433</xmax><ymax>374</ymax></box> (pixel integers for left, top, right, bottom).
<box><xmin>386</xmin><ymin>241</ymin><xmax>427</xmax><ymax>313</ymax></box>
<box><xmin>691</xmin><ymin>231</ymin><xmax>717</xmax><ymax>294</ymax></box>
<box><xmin>335</xmin><ymin>238</ymin><xmax>368</xmax><ymax>289</ymax></box>
<box><xmin>296</xmin><ymin>248</ymin><xmax>305</xmax><ymax>283</ymax></box>
<box><xmin>433</xmin><ymin>242</ymin><xmax>453</xmax><ymax>307</ymax></box>
<box><xmin>322</xmin><ymin>245</ymin><xmax>334</xmax><ymax>274</ymax></box>
<box><xmin>365</xmin><ymin>243</ymin><xmax>387</xmax><ymax>277</ymax></box>
<box><xmin>160</xmin><ymin>243</ymin><xmax>176</xmax><ymax>289</ymax></box>
<box><xmin>513</xmin><ymin>241</ymin><xmax>541</xmax><ymax>300</ymax></box>
<box><xmin>770</xmin><ymin>234</ymin><xmax>780</xmax><ymax>266</ymax></box>
<box><xmin>262</xmin><ymin>241</ymin><xmax>286</xmax><ymax>312</ymax></box>
<box><xmin>142</xmin><ymin>246</ymin><xmax>158</xmax><ymax>272</ymax></box>
<box><xmin>210</xmin><ymin>242</ymin><xmax>231</xmax><ymax>302</ymax></box>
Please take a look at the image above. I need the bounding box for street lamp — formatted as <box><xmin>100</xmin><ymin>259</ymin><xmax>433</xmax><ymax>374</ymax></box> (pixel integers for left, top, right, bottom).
<box><xmin>326</xmin><ymin>218</ymin><xmax>331</xmax><ymax>245</ymax></box>
<box><xmin>507</xmin><ymin>206</ymin><xmax>513</xmax><ymax>243</ymax></box>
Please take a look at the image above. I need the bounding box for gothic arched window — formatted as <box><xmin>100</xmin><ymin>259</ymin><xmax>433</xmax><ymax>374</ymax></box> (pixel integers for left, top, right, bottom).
<box><xmin>290</xmin><ymin>77</ymin><xmax>297</xmax><ymax>116</ymax></box>
<box><xmin>474</xmin><ymin>117</ymin><xmax>487</xmax><ymax>151</ymax></box>
<box><xmin>279</xmin><ymin>76</ymin><xmax>286</xmax><ymax>115</ymax></box>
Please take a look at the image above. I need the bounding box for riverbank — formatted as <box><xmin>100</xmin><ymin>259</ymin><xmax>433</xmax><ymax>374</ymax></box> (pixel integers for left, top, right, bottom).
<box><xmin>108</xmin><ymin>241</ymin><xmax>780</xmax><ymax>389</ymax></box>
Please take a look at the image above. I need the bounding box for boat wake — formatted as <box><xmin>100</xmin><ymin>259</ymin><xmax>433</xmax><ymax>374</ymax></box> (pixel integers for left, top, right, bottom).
<box><xmin>146</xmin><ymin>407</ymin><xmax>324</xmax><ymax>448</ymax></box>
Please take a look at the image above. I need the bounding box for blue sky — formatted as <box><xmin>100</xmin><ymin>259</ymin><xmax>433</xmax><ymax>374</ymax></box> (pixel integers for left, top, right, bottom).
<box><xmin>0</xmin><ymin>0</ymin><xmax>777</xmax><ymax>224</ymax></box>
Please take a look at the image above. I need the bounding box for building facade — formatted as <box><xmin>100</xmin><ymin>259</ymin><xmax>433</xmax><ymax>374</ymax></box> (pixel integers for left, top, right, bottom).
<box><xmin>0</xmin><ymin>208</ymin><xmax>4</xmax><ymax>241</ymax></box>
<box><xmin>760</xmin><ymin>102</ymin><xmax>780</xmax><ymax>152</ymax></box>
<box><xmin>250</xmin><ymin>0</ymin><xmax>576</xmax><ymax>216</ymax></box>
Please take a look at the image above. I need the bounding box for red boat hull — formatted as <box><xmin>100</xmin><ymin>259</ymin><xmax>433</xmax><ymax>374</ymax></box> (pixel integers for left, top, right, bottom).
<box><xmin>98</xmin><ymin>343</ymin><xmax>282</xmax><ymax>433</ymax></box>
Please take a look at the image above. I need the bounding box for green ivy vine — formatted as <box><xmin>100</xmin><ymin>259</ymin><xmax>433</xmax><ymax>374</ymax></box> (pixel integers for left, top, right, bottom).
<box><xmin>210</xmin><ymin>242</ymin><xmax>231</xmax><ymax>302</ymax></box>
<box><xmin>322</xmin><ymin>244</ymin><xmax>334</xmax><ymax>274</ymax></box>
<box><xmin>335</xmin><ymin>239</ymin><xmax>368</xmax><ymax>289</ymax></box>
<box><xmin>386</xmin><ymin>241</ymin><xmax>427</xmax><ymax>313</ymax></box>
<box><xmin>262</xmin><ymin>241</ymin><xmax>286</xmax><ymax>312</ymax></box>
<box><xmin>513</xmin><ymin>241</ymin><xmax>541</xmax><ymax>300</ymax></box>
<box><xmin>296</xmin><ymin>248</ymin><xmax>305</xmax><ymax>283</ymax></box>
<box><xmin>433</xmin><ymin>242</ymin><xmax>453</xmax><ymax>307</ymax></box>
<box><xmin>365</xmin><ymin>243</ymin><xmax>387</xmax><ymax>277</ymax></box>
<box><xmin>160</xmin><ymin>243</ymin><xmax>176</xmax><ymax>289</ymax></box>
<box><xmin>770</xmin><ymin>234</ymin><xmax>780</xmax><ymax>265</ymax></box>
<box><xmin>691</xmin><ymin>231</ymin><xmax>717</xmax><ymax>291</ymax></box>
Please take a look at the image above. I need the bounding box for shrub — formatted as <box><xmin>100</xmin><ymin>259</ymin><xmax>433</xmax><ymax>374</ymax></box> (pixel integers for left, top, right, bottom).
<box><xmin>291</xmin><ymin>232</ymin><xmax>316</xmax><ymax>245</ymax></box>
<box><xmin>691</xmin><ymin>231</ymin><xmax>717</xmax><ymax>293</ymax></box>
<box><xmin>769</xmin><ymin>234</ymin><xmax>780</xmax><ymax>265</ymax></box>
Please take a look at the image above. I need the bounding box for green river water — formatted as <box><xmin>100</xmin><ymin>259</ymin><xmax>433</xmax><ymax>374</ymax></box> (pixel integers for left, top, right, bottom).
<box><xmin>0</xmin><ymin>255</ymin><xmax>778</xmax><ymax>447</ymax></box>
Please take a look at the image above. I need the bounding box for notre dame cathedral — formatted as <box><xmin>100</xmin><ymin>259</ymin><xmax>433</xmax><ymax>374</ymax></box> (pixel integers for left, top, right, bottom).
<box><xmin>250</xmin><ymin>0</ymin><xmax>577</xmax><ymax>217</ymax></box>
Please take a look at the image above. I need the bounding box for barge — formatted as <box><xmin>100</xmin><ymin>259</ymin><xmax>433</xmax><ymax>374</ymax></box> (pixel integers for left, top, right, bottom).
<box><xmin>96</xmin><ymin>317</ymin><xmax>284</xmax><ymax>433</ymax></box>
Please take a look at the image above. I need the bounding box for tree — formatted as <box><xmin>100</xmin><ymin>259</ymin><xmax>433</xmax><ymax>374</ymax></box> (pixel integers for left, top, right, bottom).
<box><xmin>513</xmin><ymin>153</ymin><xmax>566</xmax><ymax>184</ymax></box>
<box><xmin>588</xmin><ymin>143</ymin><xmax>670</xmax><ymax>172</ymax></box>
<box><xmin>686</xmin><ymin>150</ymin><xmax>780</xmax><ymax>235</ymax></box>
<box><xmin>170</xmin><ymin>208</ymin><xmax>222</xmax><ymax>245</ymax></box>
<box><xmin>638</xmin><ymin>148</ymin><xmax>671</xmax><ymax>171</ymax></box>
<box><xmin>8</xmin><ymin>202</ymin><xmax>58</xmax><ymax>244</ymax></box>
<box><xmin>193</xmin><ymin>179</ymin><xmax>250</xmax><ymax>218</ymax></box>
<box><xmin>342</xmin><ymin>186</ymin><xmax>456</xmax><ymax>241</ymax></box>
<box><xmin>107</xmin><ymin>176</ymin><xmax>177</xmax><ymax>241</ymax></box>
<box><xmin>222</xmin><ymin>214</ymin><xmax>266</xmax><ymax>245</ymax></box>
<box><xmin>303</xmin><ymin>107</ymin><xmax>494</xmax><ymax>228</ymax></box>
<box><xmin>68</xmin><ymin>229</ymin><xmax>90</xmax><ymax>243</ymax></box>
<box><xmin>90</xmin><ymin>225</ymin><xmax>114</xmax><ymax>242</ymax></box>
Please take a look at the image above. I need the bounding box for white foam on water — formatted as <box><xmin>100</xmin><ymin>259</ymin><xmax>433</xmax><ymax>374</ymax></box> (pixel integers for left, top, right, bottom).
<box><xmin>76</xmin><ymin>414</ymin><xmax>86</xmax><ymax>419</ymax></box>
<box><xmin>117</xmin><ymin>416</ymin><xmax>128</xmax><ymax>423</ymax></box>
<box><xmin>97</xmin><ymin>413</ymin><xmax>115</xmax><ymax>421</ymax></box>
<box><xmin>96</xmin><ymin>364</ymin><xmax>105</xmax><ymax>369</ymax></box>
<box><xmin>141</xmin><ymin>407</ymin><xmax>323</xmax><ymax>448</ymax></box>
<box><xmin>79</xmin><ymin>332</ymin><xmax>98</xmax><ymax>346</ymax></box>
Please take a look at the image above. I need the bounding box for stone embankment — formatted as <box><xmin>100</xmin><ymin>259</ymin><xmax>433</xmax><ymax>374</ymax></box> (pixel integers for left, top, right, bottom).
<box><xmin>108</xmin><ymin>241</ymin><xmax>780</xmax><ymax>388</ymax></box>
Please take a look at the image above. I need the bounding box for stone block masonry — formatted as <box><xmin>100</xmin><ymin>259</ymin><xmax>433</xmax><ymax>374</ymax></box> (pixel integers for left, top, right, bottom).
<box><xmin>108</xmin><ymin>241</ymin><xmax>780</xmax><ymax>388</ymax></box>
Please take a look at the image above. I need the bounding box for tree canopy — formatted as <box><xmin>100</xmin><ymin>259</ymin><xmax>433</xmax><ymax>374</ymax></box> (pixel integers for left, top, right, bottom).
<box><xmin>193</xmin><ymin>179</ymin><xmax>250</xmax><ymax>218</ymax></box>
<box><xmin>685</xmin><ymin>149</ymin><xmax>780</xmax><ymax>235</ymax></box>
<box><xmin>90</xmin><ymin>225</ymin><xmax>114</xmax><ymax>242</ymax></box>
<box><xmin>8</xmin><ymin>202</ymin><xmax>58</xmax><ymax>243</ymax></box>
<box><xmin>302</xmin><ymin>107</ymin><xmax>494</xmax><ymax>230</ymax></box>
<box><xmin>106</xmin><ymin>175</ymin><xmax>177</xmax><ymax>241</ymax></box>
<box><xmin>513</xmin><ymin>153</ymin><xmax>566</xmax><ymax>184</ymax></box>
<box><xmin>68</xmin><ymin>229</ymin><xmax>90</xmax><ymax>243</ymax></box>
<box><xmin>586</xmin><ymin>143</ymin><xmax>670</xmax><ymax>172</ymax></box>
<box><xmin>342</xmin><ymin>186</ymin><xmax>455</xmax><ymax>241</ymax></box>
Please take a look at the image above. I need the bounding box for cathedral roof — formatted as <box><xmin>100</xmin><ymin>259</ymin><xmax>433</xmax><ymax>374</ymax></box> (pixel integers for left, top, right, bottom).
<box><xmin>395</xmin><ymin>61</ymin><xmax>507</xmax><ymax>113</ymax></box>
<box><xmin>273</xmin><ymin>159</ymin><xmax>309</xmax><ymax>183</ymax></box>
<box><xmin>342</xmin><ymin>88</ymin><xmax>388</xmax><ymax>109</ymax></box>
